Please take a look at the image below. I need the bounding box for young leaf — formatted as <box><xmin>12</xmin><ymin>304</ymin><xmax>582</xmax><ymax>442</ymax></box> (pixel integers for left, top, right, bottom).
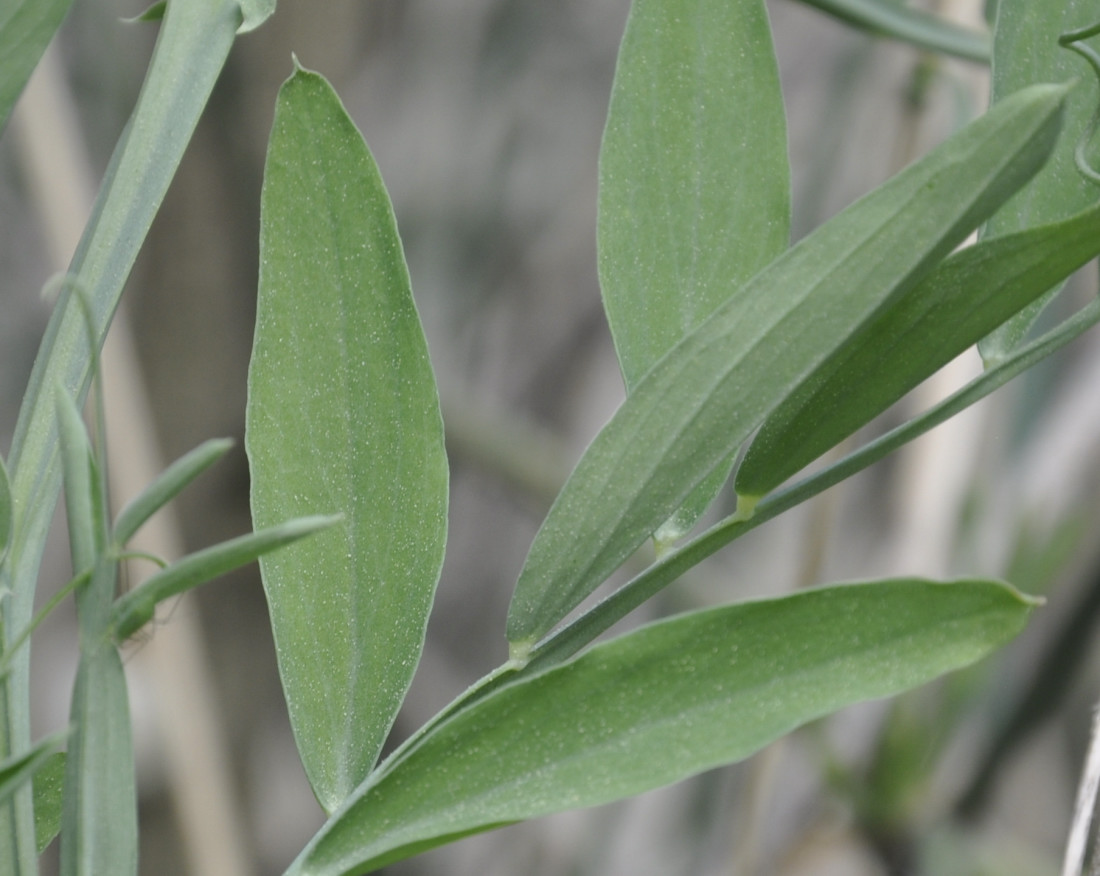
<box><xmin>979</xmin><ymin>4</ymin><xmax>1100</xmax><ymax>363</ymax></box>
<box><xmin>60</xmin><ymin>647</ymin><xmax>135</xmax><ymax>876</ymax></box>
<box><xmin>598</xmin><ymin>0</ymin><xmax>789</xmax><ymax>544</ymax></box>
<box><xmin>112</xmin><ymin>437</ymin><xmax>233</xmax><ymax>547</ymax></box>
<box><xmin>291</xmin><ymin>579</ymin><xmax>1034</xmax><ymax>876</ymax></box>
<box><xmin>0</xmin><ymin>0</ymin><xmax>75</xmax><ymax>130</ymax></box>
<box><xmin>735</xmin><ymin>200</ymin><xmax>1100</xmax><ymax>500</ymax></box>
<box><xmin>248</xmin><ymin>66</ymin><xmax>449</xmax><ymax>813</ymax></box>
<box><xmin>32</xmin><ymin>752</ymin><xmax>65</xmax><ymax>854</ymax></box>
<box><xmin>110</xmin><ymin>515</ymin><xmax>340</xmax><ymax>641</ymax></box>
<box><xmin>507</xmin><ymin>81</ymin><xmax>1070</xmax><ymax>651</ymax></box>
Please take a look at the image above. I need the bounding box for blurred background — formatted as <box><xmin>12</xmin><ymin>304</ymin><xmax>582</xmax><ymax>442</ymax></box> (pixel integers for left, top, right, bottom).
<box><xmin>3</xmin><ymin>0</ymin><xmax>1100</xmax><ymax>874</ymax></box>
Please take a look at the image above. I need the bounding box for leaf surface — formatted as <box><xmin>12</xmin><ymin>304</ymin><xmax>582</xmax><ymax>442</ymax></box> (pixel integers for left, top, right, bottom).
<box><xmin>293</xmin><ymin>579</ymin><xmax>1033</xmax><ymax>876</ymax></box>
<box><xmin>0</xmin><ymin>0</ymin><xmax>74</xmax><ymax>131</ymax></box>
<box><xmin>979</xmin><ymin>2</ymin><xmax>1100</xmax><ymax>362</ymax></box>
<box><xmin>598</xmin><ymin>0</ymin><xmax>789</xmax><ymax>542</ymax></box>
<box><xmin>248</xmin><ymin>67</ymin><xmax>449</xmax><ymax>813</ymax></box>
<box><xmin>735</xmin><ymin>200</ymin><xmax>1100</xmax><ymax>499</ymax></box>
<box><xmin>507</xmin><ymin>81</ymin><xmax>1069</xmax><ymax>650</ymax></box>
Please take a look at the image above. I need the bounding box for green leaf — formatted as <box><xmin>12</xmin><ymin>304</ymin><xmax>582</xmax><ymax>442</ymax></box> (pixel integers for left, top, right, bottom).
<box><xmin>122</xmin><ymin>2</ymin><xmax>166</xmax><ymax>25</ymax></box>
<box><xmin>797</xmin><ymin>0</ymin><xmax>991</xmax><ymax>63</ymax></box>
<box><xmin>598</xmin><ymin>0</ymin><xmax>789</xmax><ymax>545</ymax></box>
<box><xmin>248</xmin><ymin>66</ymin><xmax>449</xmax><ymax>814</ymax></box>
<box><xmin>0</xmin><ymin>456</ymin><xmax>11</xmax><ymax>570</ymax></box>
<box><xmin>0</xmin><ymin>732</ymin><xmax>66</xmax><ymax>810</ymax></box>
<box><xmin>291</xmin><ymin>579</ymin><xmax>1034</xmax><ymax>876</ymax></box>
<box><xmin>32</xmin><ymin>752</ymin><xmax>64</xmax><ymax>854</ymax></box>
<box><xmin>506</xmin><ymin>81</ymin><xmax>1070</xmax><ymax>651</ymax></box>
<box><xmin>60</xmin><ymin>647</ymin><xmax>135</xmax><ymax>876</ymax></box>
<box><xmin>0</xmin><ymin>0</ymin><xmax>75</xmax><ymax>131</ymax></box>
<box><xmin>110</xmin><ymin>514</ymin><xmax>340</xmax><ymax>641</ymax></box>
<box><xmin>735</xmin><ymin>200</ymin><xmax>1100</xmax><ymax>500</ymax></box>
<box><xmin>237</xmin><ymin>0</ymin><xmax>275</xmax><ymax>33</ymax></box>
<box><xmin>2</xmin><ymin>2</ymin><xmax>242</xmax><ymax>866</ymax></box>
<box><xmin>979</xmin><ymin>4</ymin><xmax>1100</xmax><ymax>363</ymax></box>
<box><xmin>112</xmin><ymin>437</ymin><xmax>233</xmax><ymax>546</ymax></box>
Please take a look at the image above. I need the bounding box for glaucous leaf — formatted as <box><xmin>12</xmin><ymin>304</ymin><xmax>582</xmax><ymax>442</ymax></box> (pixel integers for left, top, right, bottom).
<box><xmin>291</xmin><ymin>579</ymin><xmax>1034</xmax><ymax>876</ymax></box>
<box><xmin>735</xmin><ymin>200</ymin><xmax>1100</xmax><ymax>500</ymax></box>
<box><xmin>980</xmin><ymin>3</ymin><xmax>1100</xmax><ymax>363</ymax></box>
<box><xmin>248</xmin><ymin>66</ymin><xmax>449</xmax><ymax>814</ymax></box>
<box><xmin>507</xmin><ymin>81</ymin><xmax>1069</xmax><ymax>651</ymax></box>
<box><xmin>598</xmin><ymin>0</ymin><xmax>789</xmax><ymax>544</ymax></box>
<box><xmin>0</xmin><ymin>0</ymin><xmax>74</xmax><ymax>131</ymax></box>
<box><xmin>0</xmin><ymin>456</ymin><xmax>10</xmax><ymax>569</ymax></box>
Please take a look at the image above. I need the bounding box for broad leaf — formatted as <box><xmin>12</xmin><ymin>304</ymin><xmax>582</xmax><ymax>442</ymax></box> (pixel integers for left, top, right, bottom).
<box><xmin>248</xmin><ymin>67</ymin><xmax>449</xmax><ymax>814</ymax></box>
<box><xmin>60</xmin><ymin>647</ymin><xmax>135</xmax><ymax>876</ymax></box>
<box><xmin>290</xmin><ymin>579</ymin><xmax>1034</xmax><ymax>876</ymax></box>
<box><xmin>735</xmin><ymin>201</ymin><xmax>1100</xmax><ymax>500</ymax></box>
<box><xmin>979</xmin><ymin>3</ymin><xmax>1100</xmax><ymax>362</ymax></box>
<box><xmin>598</xmin><ymin>0</ymin><xmax>789</xmax><ymax>544</ymax></box>
<box><xmin>0</xmin><ymin>0</ymin><xmax>74</xmax><ymax>132</ymax></box>
<box><xmin>507</xmin><ymin>81</ymin><xmax>1069</xmax><ymax>650</ymax></box>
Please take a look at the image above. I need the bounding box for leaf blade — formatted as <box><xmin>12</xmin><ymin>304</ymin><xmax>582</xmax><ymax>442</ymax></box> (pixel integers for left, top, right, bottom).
<box><xmin>248</xmin><ymin>67</ymin><xmax>449</xmax><ymax>813</ymax></box>
<box><xmin>295</xmin><ymin>579</ymin><xmax>1034</xmax><ymax>876</ymax></box>
<box><xmin>598</xmin><ymin>0</ymin><xmax>789</xmax><ymax>543</ymax></box>
<box><xmin>0</xmin><ymin>0</ymin><xmax>75</xmax><ymax>131</ymax></box>
<box><xmin>507</xmin><ymin>81</ymin><xmax>1070</xmax><ymax>649</ymax></box>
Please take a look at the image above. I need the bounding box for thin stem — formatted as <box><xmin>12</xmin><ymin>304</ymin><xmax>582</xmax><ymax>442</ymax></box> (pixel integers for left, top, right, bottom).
<box><xmin>1063</xmin><ymin>706</ymin><xmax>1100</xmax><ymax>876</ymax></box>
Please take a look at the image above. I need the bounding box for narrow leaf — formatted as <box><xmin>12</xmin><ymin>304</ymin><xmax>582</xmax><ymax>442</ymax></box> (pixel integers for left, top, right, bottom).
<box><xmin>112</xmin><ymin>437</ymin><xmax>233</xmax><ymax>546</ymax></box>
<box><xmin>248</xmin><ymin>66</ymin><xmax>449</xmax><ymax>813</ymax></box>
<box><xmin>32</xmin><ymin>752</ymin><xmax>65</xmax><ymax>854</ymax></box>
<box><xmin>60</xmin><ymin>647</ymin><xmax>135</xmax><ymax>876</ymax></box>
<box><xmin>797</xmin><ymin>0</ymin><xmax>991</xmax><ymax>63</ymax></box>
<box><xmin>0</xmin><ymin>456</ymin><xmax>11</xmax><ymax>569</ymax></box>
<box><xmin>110</xmin><ymin>515</ymin><xmax>340</xmax><ymax>641</ymax></box>
<box><xmin>979</xmin><ymin>3</ymin><xmax>1100</xmax><ymax>363</ymax></box>
<box><xmin>56</xmin><ymin>391</ymin><xmax>96</xmax><ymax>577</ymax></box>
<box><xmin>3</xmin><ymin>3</ymin><xmax>242</xmax><ymax>866</ymax></box>
<box><xmin>735</xmin><ymin>200</ymin><xmax>1100</xmax><ymax>500</ymax></box>
<box><xmin>507</xmin><ymin>81</ymin><xmax>1070</xmax><ymax>650</ymax></box>
<box><xmin>0</xmin><ymin>0</ymin><xmax>74</xmax><ymax>131</ymax></box>
<box><xmin>0</xmin><ymin>732</ymin><xmax>66</xmax><ymax>809</ymax></box>
<box><xmin>598</xmin><ymin>0</ymin><xmax>789</xmax><ymax>543</ymax></box>
<box><xmin>293</xmin><ymin>579</ymin><xmax>1034</xmax><ymax>876</ymax></box>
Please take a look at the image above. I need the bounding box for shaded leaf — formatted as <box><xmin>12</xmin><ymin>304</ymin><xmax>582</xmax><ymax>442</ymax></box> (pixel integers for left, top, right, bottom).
<box><xmin>0</xmin><ymin>0</ymin><xmax>74</xmax><ymax>132</ymax></box>
<box><xmin>735</xmin><ymin>201</ymin><xmax>1100</xmax><ymax>500</ymax></box>
<box><xmin>598</xmin><ymin>0</ymin><xmax>789</xmax><ymax>543</ymax></box>
<box><xmin>507</xmin><ymin>81</ymin><xmax>1070</xmax><ymax>650</ymax></box>
<box><xmin>979</xmin><ymin>3</ymin><xmax>1100</xmax><ymax>362</ymax></box>
<box><xmin>0</xmin><ymin>456</ymin><xmax>10</xmax><ymax>569</ymax></box>
<box><xmin>292</xmin><ymin>579</ymin><xmax>1034</xmax><ymax>876</ymax></box>
<box><xmin>0</xmin><ymin>732</ymin><xmax>66</xmax><ymax>810</ymax></box>
<box><xmin>248</xmin><ymin>67</ymin><xmax>449</xmax><ymax>813</ymax></box>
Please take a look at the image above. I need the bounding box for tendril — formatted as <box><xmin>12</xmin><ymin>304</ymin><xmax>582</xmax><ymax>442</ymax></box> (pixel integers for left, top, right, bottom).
<box><xmin>1059</xmin><ymin>23</ymin><xmax>1100</xmax><ymax>185</ymax></box>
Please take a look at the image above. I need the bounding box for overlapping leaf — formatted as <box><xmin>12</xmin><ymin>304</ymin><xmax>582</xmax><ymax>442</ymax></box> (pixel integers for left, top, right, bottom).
<box><xmin>289</xmin><ymin>579</ymin><xmax>1034</xmax><ymax>876</ymax></box>
<box><xmin>507</xmin><ymin>81</ymin><xmax>1070</xmax><ymax>650</ymax></box>
<box><xmin>598</xmin><ymin>0</ymin><xmax>789</xmax><ymax>544</ymax></box>
<box><xmin>248</xmin><ymin>67</ymin><xmax>449</xmax><ymax>814</ymax></box>
<box><xmin>735</xmin><ymin>200</ymin><xmax>1100</xmax><ymax>500</ymax></box>
<box><xmin>980</xmin><ymin>3</ymin><xmax>1100</xmax><ymax>362</ymax></box>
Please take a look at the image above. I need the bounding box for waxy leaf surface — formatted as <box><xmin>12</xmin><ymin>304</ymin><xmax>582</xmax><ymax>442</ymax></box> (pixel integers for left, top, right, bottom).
<box><xmin>507</xmin><ymin>82</ymin><xmax>1068</xmax><ymax>649</ymax></box>
<box><xmin>248</xmin><ymin>68</ymin><xmax>448</xmax><ymax>814</ymax></box>
<box><xmin>293</xmin><ymin>579</ymin><xmax>1033</xmax><ymax>876</ymax></box>
<box><xmin>598</xmin><ymin>0</ymin><xmax>789</xmax><ymax>541</ymax></box>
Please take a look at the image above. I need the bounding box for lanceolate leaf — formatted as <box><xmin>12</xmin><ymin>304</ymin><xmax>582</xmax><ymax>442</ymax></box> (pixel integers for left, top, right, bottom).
<box><xmin>507</xmin><ymin>81</ymin><xmax>1069</xmax><ymax>651</ymax></box>
<box><xmin>979</xmin><ymin>3</ymin><xmax>1100</xmax><ymax>363</ymax></box>
<box><xmin>598</xmin><ymin>0</ymin><xmax>789</xmax><ymax>543</ymax></box>
<box><xmin>735</xmin><ymin>200</ymin><xmax>1100</xmax><ymax>500</ymax></box>
<box><xmin>289</xmin><ymin>579</ymin><xmax>1034</xmax><ymax>876</ymax></box>
<box><xmin>31</xmin><ymin>752</ymin><xmax>64</xmax><ymax>854</ymax></box>
<box><xmin>248</xmin><ymin>66</ymin><xmax>449</xmax><ymax>814</ymax></box>
<box><xmin>0</xmin><ymin>0</ymin><xmax>74</xmax><ymax>132</ymax></box>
